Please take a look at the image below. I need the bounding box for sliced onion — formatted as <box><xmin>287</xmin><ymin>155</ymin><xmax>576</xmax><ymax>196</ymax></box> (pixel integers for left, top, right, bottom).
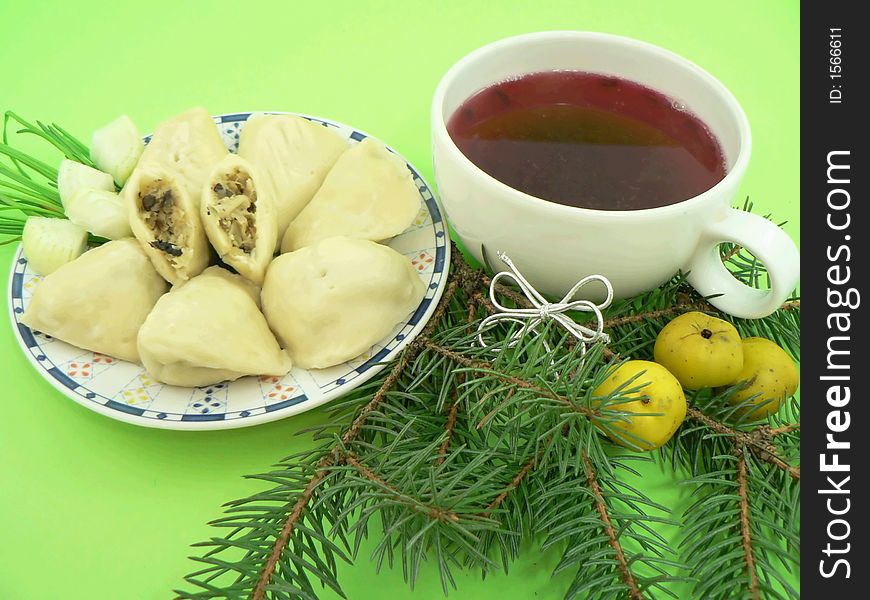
<box><xmin>57</xmin><ymin>159</ymin><xmax>114</xmax><ymax>209</ymax></box>
<box><xmin>90</xmin><ymin>115</ymin><xmax>144</xmax><ymax>186</ymax></box>
<box><xmin>22</xmin><ymin>217</ymin><xmax>88</xmax><ymax>275</ymax></box>
<box><xmin>65</xmin><ymin>188</ymin><xmax>133</xmax><ymax>240</ymax></box>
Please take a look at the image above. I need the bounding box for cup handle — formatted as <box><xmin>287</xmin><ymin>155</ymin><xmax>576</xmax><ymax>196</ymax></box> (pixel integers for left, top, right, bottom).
<box><xmin>685</xmin><ymin>208</ymin><xmax>799</xmax><ymax>319</ymax></box>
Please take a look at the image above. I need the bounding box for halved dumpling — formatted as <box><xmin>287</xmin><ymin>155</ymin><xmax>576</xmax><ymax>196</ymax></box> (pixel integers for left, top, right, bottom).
<box><xmin>201</xmin><ymin>155</ymin><xmax>277</xmax><ymax>285</ymax></box>
<box><xmin>126</xmin><ymin>164</ymin><xmax>210</xmax><ymax>285</ymax></box>
<box><xmin>138</xmin><ymin>266</ymin><xmax>292</xmax><ymax>386</ymax></box>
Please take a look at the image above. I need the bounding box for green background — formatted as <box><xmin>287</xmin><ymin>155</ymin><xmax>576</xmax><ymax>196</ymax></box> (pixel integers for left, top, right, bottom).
<box><xmin>0</xmin><ymin>1</ymin><xmax>799</xmax><ymax>598</ymax></box>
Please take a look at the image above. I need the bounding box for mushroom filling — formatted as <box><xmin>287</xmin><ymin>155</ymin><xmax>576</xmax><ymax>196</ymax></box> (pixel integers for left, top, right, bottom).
<box><xmin>139</xmin><ymin>180</ymin><xmax>188</xmax><ymax>266</ymax></box>
<box><xmin>207</xmin><ymin>169</ymin><xmax>257</xmax><ymax>254</ymax></box>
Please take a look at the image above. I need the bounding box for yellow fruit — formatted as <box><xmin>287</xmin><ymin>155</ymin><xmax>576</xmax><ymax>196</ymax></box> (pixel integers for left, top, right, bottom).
<box><xmin>592</xmin><ymin>360</ymin><xmax>687</xmax><ymax>451</ymax></box>
<box><xmin>727</xmin><ymin>337</ymin><xmax>799</xmax><ymax>420</ymax></box>
<box><xmin>653</xmin><ymin>311</ymin><xmax>743</xmax><ymax>390</ymax></box>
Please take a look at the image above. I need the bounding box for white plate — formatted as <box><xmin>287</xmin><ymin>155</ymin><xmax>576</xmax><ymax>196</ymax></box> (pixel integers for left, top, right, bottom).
<box><xmin>8</xmin><ymin>112</ymin><xmax>450</xmax><ymax>430</ymax></box>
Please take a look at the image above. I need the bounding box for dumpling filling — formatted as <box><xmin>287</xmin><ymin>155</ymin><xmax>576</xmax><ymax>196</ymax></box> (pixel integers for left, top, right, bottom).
<box><xmin>206</xmin><ymin>169</ymin><xmax>257</xmax><ymax>254</ymax></box>
<box><xmin>138</xmin><ymin>180</ymin><xmax>189</xmax><ymax>266</ymax></box>
<box><xmin>200</xmin><ymin>154</ymin><xmax>275</xmax><ymax>285</ymax></box>
<box><xmin>127</xmin><ymin>159</ymin><xmax>211</xmax><ymax>285</ymax></box>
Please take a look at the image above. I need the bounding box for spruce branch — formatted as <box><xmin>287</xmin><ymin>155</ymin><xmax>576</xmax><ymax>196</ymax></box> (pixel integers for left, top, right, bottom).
<box><xmin>684</xmin><ymin>407</ymin><xmax>800</xmax><ymax>481</ymax></box>
<box><xmin>582</xmin><ymin>450</ymin><xmax>643</xmax><ymax>600</ymax></box>
<box><xmin>675</xmin><ymin>351</ymin><xmax>799</xmax><ymax>597</ymax></box>
<box><xmin>736</xmin><ymin>452</ymin><xmax>760</xmax><ymax>600</ymax></box>
<box><xmin>435</xmin><ymin>300</ymin><xmax>479</xmax><ymax>465</ymax></box>
<box><xmin>720</xmin><ymin>243</ymin><xmax>744</xmax><ymax>263</ymax></box>
<box><xmin>251</xmin><ymin>457</ymin><xmax>335</xmax><ymax>600</ymax></box>
<box><xmin>179</xmin><ymin>213</ymin><xmax>798</xmax><ymax>600</ymax></box>
<box><xmin>472</xmin><ymin>290</ymin><xmax>497</xmax><ymax>314</ymax></box>
<box><xmin>602</xmin><ymin>306</ymin><xmax>709</xmax><ymax>329</ymax></box>
<box><xmin>423</xmin><ymin>340</ymin><xmax>598</xmax><ymax>420</ymax></box>
<box><xmin>249</xmin><ymin>278</ymin><xmax>462</xmax><ymax>600</ymax></box>
<box><xmin>680</xmin><ymin>444</ymin><xmax>799</xmax><ymax>600</ymax></box>
<box><xmin>482</xmin><ymin>442</ymin><xmax>544</xmax><ymax>516</ymax></box>
<box><xmin>249</xmin><ymin>358</ymin><xmax>406</xmax><ymax>600</ymax></box>
<box><xmin>769</xmin><ymin>423</ymin><xmax>800</xmax><ymax>436</ymax></box>
<box><xmin>343</xmin><ymin>452</ymin><xmax>461</xmax><ymax>523</ymax></box>
<box><xmin>436</xmin><ymin>389</ymin><xmax>461</xmax><ymax>465</ymax></box>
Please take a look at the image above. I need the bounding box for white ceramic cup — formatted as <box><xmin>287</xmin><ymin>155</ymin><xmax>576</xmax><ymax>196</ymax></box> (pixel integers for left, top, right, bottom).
<box><xmin>431</xmin><ymin>31</ymin><xmax>799</xmax><ymax>319</ymax></box>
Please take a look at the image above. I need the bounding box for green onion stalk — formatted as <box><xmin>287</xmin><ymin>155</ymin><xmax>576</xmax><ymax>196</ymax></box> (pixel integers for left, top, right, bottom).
<box><xmin>0</xmin><ymin>111</ymin><xmax>96</xmax><ymax>246</ymax></box>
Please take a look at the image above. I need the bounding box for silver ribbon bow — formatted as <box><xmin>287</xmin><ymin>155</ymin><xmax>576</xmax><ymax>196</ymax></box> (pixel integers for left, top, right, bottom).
<box><xmin>477</xmin><ymin>252</ymin><xmax>614</xmax><ymax>356</ymax></box>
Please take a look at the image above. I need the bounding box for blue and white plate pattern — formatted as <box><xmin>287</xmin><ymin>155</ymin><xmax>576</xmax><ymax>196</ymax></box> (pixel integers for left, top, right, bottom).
<box><xmin>8</xmin><ymin>112</ymin><xmax>450</xmax><ymax>430</ymax></box>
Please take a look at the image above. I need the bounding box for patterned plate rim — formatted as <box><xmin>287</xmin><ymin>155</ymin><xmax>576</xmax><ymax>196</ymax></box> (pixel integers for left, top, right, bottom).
<box><xmin>7</xmin><ymin>111</ymin><xmax>451</xmax><ymax>430</ymax></box>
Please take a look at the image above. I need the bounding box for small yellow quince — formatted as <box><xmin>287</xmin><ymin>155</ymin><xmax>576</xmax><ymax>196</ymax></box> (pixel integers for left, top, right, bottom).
<box><xmin>727</xmin><ymin>337</ymin><xmax>799</xmax><ymax>420</ymax></box>
<box><xmin>593</xmin><ymin>360</ymin><xmax>687</xmax><ymax>451</ymax></box>
<box><xmin>653</xmin><ymin>311</ymin><xmax>743</xmax><ymax>390</ymax></box>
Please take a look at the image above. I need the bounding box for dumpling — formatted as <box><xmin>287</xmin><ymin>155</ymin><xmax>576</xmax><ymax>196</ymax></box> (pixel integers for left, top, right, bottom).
<box><xmin>261</xmin><ymin>237</ymin><xmax>425</xmax><ymax>369</ymax></box>
<box><xmin>237</xmin><ymin>114</ymin><xmax>347</xmax><ymax>238</ymax></box>
<box><xmin>280</xmin><ymin>137</ymin><xmax>420</xmax><ymax>252</ymax></box>
<box><xmin>22</xmin><ymin>239</ymin><xmax>167</xmax><ymax>363</ymax></box>
<box><xmin>138</xmin><ymin>266</ymin><xmax>292</xmax><ymax>386</ymax></box>
<box><xmin>126</xmin><ymin>163</ymin><xmax>211</xmax><ymax>285</ymax></box>
<box><xmin>200</xmin><ymin>154</ymin><xmax>277</xmax><ymax>285</ymax></box>
<box><xmin>135</xmin><ymin>107</ymin><xmax>228</xmax><ymax>203</ymax></box>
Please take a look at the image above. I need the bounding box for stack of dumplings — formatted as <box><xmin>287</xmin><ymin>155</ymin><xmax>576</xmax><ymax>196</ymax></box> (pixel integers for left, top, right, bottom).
<box><xmin>23</xmin><ymin>108</ymin><xmax>426</xmax><ymax>388</ymax></box>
